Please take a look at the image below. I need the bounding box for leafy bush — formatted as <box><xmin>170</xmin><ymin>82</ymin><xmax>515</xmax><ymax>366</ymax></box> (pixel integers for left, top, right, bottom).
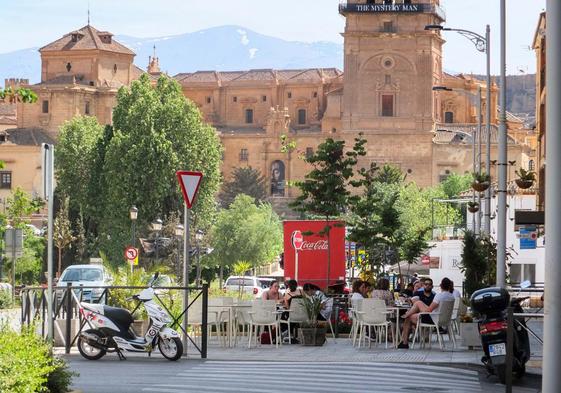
<box><xmin>0</xmin><ymin>289</ymin><xmax>14</xmax><ymax>309</ymax></box>
<box><xmin>0</xmin><ymin>325</ymin><xmax>76</xmax><ymax>393</ymax></box>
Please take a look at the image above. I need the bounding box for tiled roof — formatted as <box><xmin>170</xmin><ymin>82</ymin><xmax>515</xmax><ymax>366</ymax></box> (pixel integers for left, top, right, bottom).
<box><xmin>173</xmin><ymin>68</ymin><xmax>343</xmax><ymax>85</ymax></box>
<box><xmin>34</xmin><ymin>75</ymin><xmax>92</xmax><ymax>86</ymax></box>
<box><xmin>2</xmin><ymin>127</ymin><xmax>55</xmax><ymax>146</ymax></box>
<box><xmin>40</xmin><ymin>25</ymin><xmax>134</xmax><ymax>56</ymax></box>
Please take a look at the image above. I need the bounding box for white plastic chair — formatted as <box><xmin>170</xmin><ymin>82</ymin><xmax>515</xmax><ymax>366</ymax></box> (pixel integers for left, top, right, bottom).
<box><xmin>357</xmin><ymin>299</ymin><xmax>392</xmax><ymax>349</ymax></box>
<box><xmin>247</xmin><ymin>300</ymin><xmax>280</xmax><ymax>348</ymax></box>
<box><xmin>234</xmin><ymin>300</ymin><xmax>253</xmax><ymax>345</ymax></box>
<box><xmin>279</xmin><ymin>298</ymin><xmax>309</xmax><ymax>344</ymax></box>
<box><xmin>412</xmin><ymin>299</ymin><xmax>456</xmax><ymax>350</ymax></box>
<box><xmin>350</xmin><ymin>298</ymin><xmax>363</xmax><ymax>347</ymax></box>
<box><xmin>450</xmin><ymin>297</ymin><xmax>461</xmax><ymax>335</ymax></box>
<box><xmin>186</xmin><ymin>298</ymin><xmax>221</xmax><ymax>346</ymax></box>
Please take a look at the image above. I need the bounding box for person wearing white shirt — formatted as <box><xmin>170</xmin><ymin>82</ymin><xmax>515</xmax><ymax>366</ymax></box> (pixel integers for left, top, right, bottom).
<box><xmin>398</xmin><ymin>277</ymin><xmax>455</xmax><ymax>349</ymax></box>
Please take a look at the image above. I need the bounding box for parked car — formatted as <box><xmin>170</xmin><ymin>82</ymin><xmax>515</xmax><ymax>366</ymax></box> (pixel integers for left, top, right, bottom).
<box><xmin>56</xmin><ymin>265</ymin><xmax>113</xmax><ymax>303</ymax></box>
<box><xmin>223</xmin><ymin>276</ymin><xmax>275</xmax><ymax>298</ymax></box>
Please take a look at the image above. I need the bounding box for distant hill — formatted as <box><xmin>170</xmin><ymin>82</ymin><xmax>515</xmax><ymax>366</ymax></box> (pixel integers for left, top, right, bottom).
<box><xmin>473</xmin><ymin>74</ymin><xmax>536</xmax><ymax>119</ymax></box>
<box><xmin>0</xmin><ymin>25</ymin><xmax>343</xmax><ymax>84</ymax></box>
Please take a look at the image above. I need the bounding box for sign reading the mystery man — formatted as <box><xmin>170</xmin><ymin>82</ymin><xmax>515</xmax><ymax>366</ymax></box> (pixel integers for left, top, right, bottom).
<box><xmin>342</xmin><ymin>4</ymin><xmax>422</xmax><ymax>13</ymax></box>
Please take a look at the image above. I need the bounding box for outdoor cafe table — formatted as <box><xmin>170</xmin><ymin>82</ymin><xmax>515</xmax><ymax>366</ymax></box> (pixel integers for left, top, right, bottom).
<box><xmin>386</xmin><ymin>304</ymin><xmax>411</xmax><ymax>348</ymax></box>
<box><xmin>208</xmin><ymin>303</ymin><xmax>252</xmax><ymax>348</ymax></box>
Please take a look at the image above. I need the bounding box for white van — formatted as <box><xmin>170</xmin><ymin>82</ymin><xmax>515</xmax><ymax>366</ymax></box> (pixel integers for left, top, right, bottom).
<box><xmin>223</xmin><ymin>276</ymin><xmax>275</xmax><ymax>298</ymax></box>
<box><xmin>56</xmin><ymin>264</ymin><xmax>113</xmax><ymax>303</ymax></box>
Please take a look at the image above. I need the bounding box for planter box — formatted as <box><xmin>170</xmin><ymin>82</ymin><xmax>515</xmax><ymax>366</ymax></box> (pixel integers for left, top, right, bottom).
<box><xmin>299</xmin><ymin>327</ymin><xmax>327</xmax><ymax>346</ymax></box>
<box><xmin>460</xmin><ymin>322</ymin><xmax>481</xmax><ymax>348</ymax></box>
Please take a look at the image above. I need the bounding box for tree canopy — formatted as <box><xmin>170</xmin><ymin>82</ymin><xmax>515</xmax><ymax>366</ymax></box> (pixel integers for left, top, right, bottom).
<box><xmin>219</xmin><ymin>166</ymin><xmax>267</xmax><ymax>208</ymax></box>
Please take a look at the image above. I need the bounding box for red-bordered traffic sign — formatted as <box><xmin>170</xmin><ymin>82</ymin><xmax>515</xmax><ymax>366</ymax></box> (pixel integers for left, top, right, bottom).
<box><xmin>292</xmin><ymin>230</ymin><xmax>304</xmax><ymax>250</ymax></box>
<box><xmin>124</xmin><ymin>246</ymin><xmax>138</xmax><ymax>261</ymax></box>
<box><xmin>176</xmin><ymin>171</ymin><xmax>203</xmax><ymax>209</ymax></box>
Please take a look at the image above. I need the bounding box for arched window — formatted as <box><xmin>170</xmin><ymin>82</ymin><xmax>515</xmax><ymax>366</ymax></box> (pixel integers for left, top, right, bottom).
<box><xmin>271</xmin><ymin>161</ymin><xmax>285</xmax><ymax>197</ymax></box>
<box><xmin>444</xmin><ymin>111</ymin><xmax>454</xmax><ymax>123</ymax></box>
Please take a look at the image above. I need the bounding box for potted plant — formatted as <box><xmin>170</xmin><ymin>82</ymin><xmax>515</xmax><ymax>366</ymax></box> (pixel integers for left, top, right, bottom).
<box><xmin>299</xmin><ymin>296</ymin><xmax>327</xmax><ymax>346</ymax></box>
<box><xmin>515</xmin><ymin>168</ymin><xmax>535</xmax><ymax>189</ymax></box>
<box><xmin>459</xmin><ymin>313</ymin><xmax>481</xmax><ymax>349</ymax></box>
<box><xmin>467</xmin><ymin>201</ymin><xmax>479</xmax><ymax>213</ymax></box>
<box><xmin>471</xmin><ymin>172</ymin><xmax>491</xmax><ymax>192</ymax></box>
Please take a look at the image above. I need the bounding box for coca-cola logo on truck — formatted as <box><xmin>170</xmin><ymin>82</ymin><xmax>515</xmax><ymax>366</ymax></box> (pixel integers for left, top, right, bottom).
<box><xmin>300</xmin><ymin>240</ymin><xmax>329</xmax><ymax>251</ymax></box>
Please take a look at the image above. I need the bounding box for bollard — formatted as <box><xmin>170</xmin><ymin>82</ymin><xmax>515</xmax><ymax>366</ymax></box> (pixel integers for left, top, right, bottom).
<box><xmin>201</xmin><ymin>284</ymin><xmax>208</xmax><ymax>359</ymax></box>
<box><xmin>334</xmin><ymin>303</ymin><xmax>340</xmax><ymax>338</ymax></box>
<box><xmin>65</xmin><ymin>283</ymin><xmax>72</xmax><ymax>354</ymax></box>
<box><xmin>505</xmin><ymin>306</ymin><xmax>514</xmax><ymax>393</ymax></box>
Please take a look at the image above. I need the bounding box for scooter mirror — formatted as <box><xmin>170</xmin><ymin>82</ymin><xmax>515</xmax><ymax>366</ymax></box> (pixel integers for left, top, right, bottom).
<box><xmin>520</xmin><ymin>280</ymin><xmax>532</xmax><ymax>289</ymax></box>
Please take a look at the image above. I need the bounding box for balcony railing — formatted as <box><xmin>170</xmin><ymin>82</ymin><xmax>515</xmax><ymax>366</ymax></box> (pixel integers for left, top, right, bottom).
<box><xmin>339</xmin><ymin>2</ymin><xmax>446</xmax><ymax>21</ymax></box>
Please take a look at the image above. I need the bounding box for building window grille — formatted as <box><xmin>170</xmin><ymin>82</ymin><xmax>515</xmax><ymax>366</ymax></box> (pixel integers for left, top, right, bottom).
<box><xmin>239</xmin><ymin>149</ymin><xmax>249</xmax><ymax>161</ymax></box>
<box><xmin>85</xmin><ymin>102</ymin><xmax>90</xmax><ymax>115</ymax></box>
<box><xmin>42</xmin><ymin>100</ymin><xmax>49</xmax><ymax>114</ymax></box>
<box><xmin>298</xmin><ymin>109</ymin><xmax>306</xmax><ymax>125</ymax></box>
<box><xmin>206</xmin><ymin>97</ymin><xmax>211</xmax><ymax>104</ymax></box>
<box><xmin>381</xmin><ymin>95</ymin><xmax>394</xmax><ymax>117</ymax></box>
<box><xmin>444</xmin><ymin>111</ymin><xmax>454</xmax><ymax>123</ymax></box>
<box><xmin>287</xmin><ymin>92</ymin><xmax>292</xmax><ymax>99</ymax></box>
<box><xmin>529</xmin><ymin>160</ymin><xmax>535</xmax><ymax>171</ymax></box>
<box><xmin>245</xmin><ymin>109</ymin><xmax>254</xmax><ymax>124</ymax></box>
<box><xmin>305</xmin><ymin>147</ymin><xmax>314</xmax><ymax>159</ymax></box>
<box><xmin>0</xmin><ymin>172</ymin><xmax>12</xmax><ymax>189</ymax></box>
<box><xmin>233</xmin><ymin>96</ymin><xmax>237</xmax><ymax>103</ymax></box>
<box><xmin>262</xmin><ymin>95</ymin><xmax>267</xmax><ymax>102</ymax></box>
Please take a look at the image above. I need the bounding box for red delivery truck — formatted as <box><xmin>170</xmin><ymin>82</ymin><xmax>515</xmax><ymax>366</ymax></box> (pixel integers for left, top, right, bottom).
<box><xmin>283</xmin><ymin>220</ymin><xmax>346</xmax><ymax>290</ymax></box>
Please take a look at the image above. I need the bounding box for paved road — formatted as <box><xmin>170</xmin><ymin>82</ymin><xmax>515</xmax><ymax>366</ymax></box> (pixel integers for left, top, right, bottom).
<box><xmin>67</xmin><ymin>358</ymin><xmax>540</xmax><ymax>393</ymax></box>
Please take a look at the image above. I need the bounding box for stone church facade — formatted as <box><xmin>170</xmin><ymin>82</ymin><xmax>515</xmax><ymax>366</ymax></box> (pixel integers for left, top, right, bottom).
<box><xmin>4</xmin><ymin>0</ymin><xmax>534</xmax><ymax>210</ymax></box>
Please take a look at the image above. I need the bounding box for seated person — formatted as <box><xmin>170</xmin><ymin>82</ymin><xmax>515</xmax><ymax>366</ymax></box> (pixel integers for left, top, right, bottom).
<box><xmin>449</xmin><ymin>280</ymin><xmax>461</xmax><ymax>298</ymax></box>
<box><xmin>303</xmin><ymin>283</ymin><xmax>330</xmax><ymax>321</ymax></box>
<box><xmin>262</xmin><ymin>280</ymin><xmax>283</xmax><ymax>302</ymax></box>
<box><xmin>371</xmin><ymin>278</ymin><xmax>394</xmax><ymax>306</ymax></box>
<box><xmin>351</xmin><ymin>280</ymin><xmax>368</xmax><ymax>301</ymax></box>
<box><xmin>412</xmin><ymin>280</ymin><xmax>423</xmax><ymax>294</ymax></box>
<box><xmin>411</xmin><ymin>278</ymin><xmax>435</xmax><ymax>306</ymax></box>
<box><xmin>402</xmin><ymin>283</ymin><xmax>415</xmax><ymax>298</ymax></box>
<box><xmin>397</xmin><ymin>277</ymin><xmax>455</xmax><ymax>349</ymax></box>
<box><xmin>283</xmin><ymin>279</ymin><xmax>304</xmax><ymax>309</ymax></box>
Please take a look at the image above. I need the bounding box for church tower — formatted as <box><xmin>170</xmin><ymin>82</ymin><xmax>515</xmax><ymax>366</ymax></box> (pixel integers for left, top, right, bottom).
<box><xmin>339</xmin><ymin>0</ymin><xmax>446</xmax><ymax>186</ymax></box>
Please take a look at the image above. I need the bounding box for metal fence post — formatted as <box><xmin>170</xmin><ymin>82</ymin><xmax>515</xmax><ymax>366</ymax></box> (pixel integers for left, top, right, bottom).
<box><xmin>201</xmin><ymin>283</ymin><xmax>208</xmax><ymax>359</ymax></box>
<box><xmin>505</xmin><ymin>306</ymin><xmax>514</xmax><ymax>393</ymax></box>
<box><xmin>65</xmin><ymin>283</ymin><xmax>72</xmax><ymax>354</ymax></box>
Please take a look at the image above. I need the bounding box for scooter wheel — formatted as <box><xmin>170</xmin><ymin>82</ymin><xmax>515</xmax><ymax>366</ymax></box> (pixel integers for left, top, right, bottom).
<box><xmin>158</xmin><ymin>337</ymin><xmax>183</xmax><ymax>361</ymax></box>
<box><xmin>496</xmin><ymin>365</ymin><xmax>507</xmax><ymax>384</ymax></box>
<box><xmin>78</xmin><ymin>330</ymin><xmax>107</xmax><ymax>360</ymax></box>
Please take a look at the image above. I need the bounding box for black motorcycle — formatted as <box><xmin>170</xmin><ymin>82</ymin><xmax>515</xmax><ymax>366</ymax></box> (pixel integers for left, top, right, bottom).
<box><xmin>470</xmin><ymin>287</ymin><xmax>531</xmax><ymax>384</ymax></box>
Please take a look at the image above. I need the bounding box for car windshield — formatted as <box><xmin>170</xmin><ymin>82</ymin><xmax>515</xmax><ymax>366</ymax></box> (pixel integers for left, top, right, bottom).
<box><xmin>259</xmin><ymin>280</ymin><xmax>273</xmax><ymax>289</ymax></box>
<box><xmin>61</xmin><ymin>268</ymin><xmax>103</xmax><ymax>282</ymax></box>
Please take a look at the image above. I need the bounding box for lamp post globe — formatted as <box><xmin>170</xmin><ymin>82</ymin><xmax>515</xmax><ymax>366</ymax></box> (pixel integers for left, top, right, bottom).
<box><xmin>151</xmin><ymin>218</ymin><xmax>163</xmax><ymax>260</ymax></box>
<box><xmin>129</xmin><ymin>206</ymin><xmax>138</xmax><ymax>247</ymax></box>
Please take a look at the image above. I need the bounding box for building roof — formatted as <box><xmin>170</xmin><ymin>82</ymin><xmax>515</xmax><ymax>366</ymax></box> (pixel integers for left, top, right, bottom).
<box><xmin>39</xmin><ymin>25</ymin><xmax>135</xmax><ymax>56</ymax></box>
<box><xmin>173</xmin><ymin>68</ymin><xmax>342</xmax><ymax>85</ymax></box>
<box><xmin>2</xmin><ymin>127</ymin><xmax>55</xmax><ymax>146</ymax></box>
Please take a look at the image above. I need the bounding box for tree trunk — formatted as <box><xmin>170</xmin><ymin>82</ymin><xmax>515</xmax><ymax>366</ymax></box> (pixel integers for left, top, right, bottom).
<box><xmin>57</xmin><ymin>247</ymin><xmax>62</xmax><ymax>278</ymax></box>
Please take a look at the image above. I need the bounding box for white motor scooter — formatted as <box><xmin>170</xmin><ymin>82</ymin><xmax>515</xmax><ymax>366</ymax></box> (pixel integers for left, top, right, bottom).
<box><xmin>77</xmin><ymin>272</ymin><xmax>183</xmax><ymax>361</ymax></box>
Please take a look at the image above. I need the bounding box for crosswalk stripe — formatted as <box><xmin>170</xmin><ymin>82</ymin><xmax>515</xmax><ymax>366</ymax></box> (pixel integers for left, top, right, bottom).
<box><xmin>137</xmin><ymin>362</ymin><xmax>483</xmax><ymax>393</ymax></box>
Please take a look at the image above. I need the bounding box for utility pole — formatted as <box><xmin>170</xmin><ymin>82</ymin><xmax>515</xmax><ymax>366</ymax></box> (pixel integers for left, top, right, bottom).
<box><xmin>496</xmin><ymin>0</ymin><xmax>507</xmax><ymax>288</ymax></box>
<box><xmin>484</xmin><ymin>24</ymin><xmax>492</xmax><ymax>235</ymax></box>
<box><xmin>543</xmin><ymin>1</ymin><xmax>561</xmax><ymax>391</ymax></box>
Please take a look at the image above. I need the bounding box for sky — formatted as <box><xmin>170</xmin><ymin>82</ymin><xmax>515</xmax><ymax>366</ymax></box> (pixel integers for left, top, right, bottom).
<box><xmin>0</xmin><ymin>0</ymin><xmax>546</xmax><ymax>75</ymax></box>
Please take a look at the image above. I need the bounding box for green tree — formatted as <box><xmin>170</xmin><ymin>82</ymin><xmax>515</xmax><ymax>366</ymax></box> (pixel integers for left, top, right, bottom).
<box><xmin>208</xmin><ymin>194</ymin><xmax>283</xmax><ymax>286</ymax></box>
<box><xmin>291</xmin><ymin>136</ymin><xmax>366</xmax><ymax>288</ymax></box>
<box><xmin>440</xmin><ymin>172</ymin><xmax>472</xmax><ymax>198</ymax></box>
<box><xmin>99</xmin><ymin>74</ymin><xmax>222</xmax><ymax>261</ymax></box>
<box><xmin>460</xmin><ymin>230</ymin><xmax>488</xmax><ymax>297</ymax></box>
<box><xmin>219</xmin><ymin>167</ymin><xmax>267</xmax><ymax>208</ymax></box>
<box><xmin>5</xmin><ymin>187</ymin><xmax>43</xmax><ymax>228</ymax></box>
<box><xmin>55</xmin><ymin>116</ymin><xmax>105</xmax><ymax>213</ymax></box>
<box><xmin>0</xmin><ymin>87</ymin><xmax>37</xmax><ymax>104</ymax></box>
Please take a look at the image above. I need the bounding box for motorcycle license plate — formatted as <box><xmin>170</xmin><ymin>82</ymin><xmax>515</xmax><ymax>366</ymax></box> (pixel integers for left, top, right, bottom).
<box><xmin>489</xmin><ymin>343</ymin><xmax>506</xmax><ymax>357</ymax></box>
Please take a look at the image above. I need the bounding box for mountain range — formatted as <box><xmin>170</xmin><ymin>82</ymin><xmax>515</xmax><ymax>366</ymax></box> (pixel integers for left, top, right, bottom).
<box><xmin>0</xmin><ymin>25</ymin><xmax>344</xmax><ymax>84</ymax></box>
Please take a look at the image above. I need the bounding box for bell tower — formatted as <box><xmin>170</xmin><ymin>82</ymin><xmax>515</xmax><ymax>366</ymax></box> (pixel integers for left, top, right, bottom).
<box><xmin>339</xmin><ymin>0</ymin><xmax>446</xmax><ymax>186</ymax></box>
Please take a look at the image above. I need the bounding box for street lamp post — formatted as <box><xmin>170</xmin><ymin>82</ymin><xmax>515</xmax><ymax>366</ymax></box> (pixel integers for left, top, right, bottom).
<box><xmin>129</xmin><ymin>206</ymin><xmax>138</xmax><ymax>247</ymax></box>
<box><xmin>151</xmin><ymin>218</ymin><xmax>163</xmax><ymax>261</ymax></box>
<box><xmin>426</xmin><ymin>23</ymin><xmax>492</xmax><ymax>235</ymax></box>
<box><xmin>175</xmin><ymin>224</ymin><xmax>184</xmax><ymax>279</ymax></box>
<box><xmin>195</xmin><ymin>230</ymin><xmax>204</xmax><ymax>286</ymax></box>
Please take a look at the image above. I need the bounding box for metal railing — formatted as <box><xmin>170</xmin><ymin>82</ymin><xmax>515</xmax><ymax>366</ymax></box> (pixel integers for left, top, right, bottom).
<box><xmin>20</xmin><ymin>283</ymin><xmax>209</xmax><ymax>358</ymax></box>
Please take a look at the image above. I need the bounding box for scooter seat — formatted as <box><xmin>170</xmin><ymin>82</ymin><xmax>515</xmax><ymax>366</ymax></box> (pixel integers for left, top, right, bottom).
<box><xmin>103</xmin><ymin>306</ymin><xmax>134</xmax><ymax>332</ymax></box>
